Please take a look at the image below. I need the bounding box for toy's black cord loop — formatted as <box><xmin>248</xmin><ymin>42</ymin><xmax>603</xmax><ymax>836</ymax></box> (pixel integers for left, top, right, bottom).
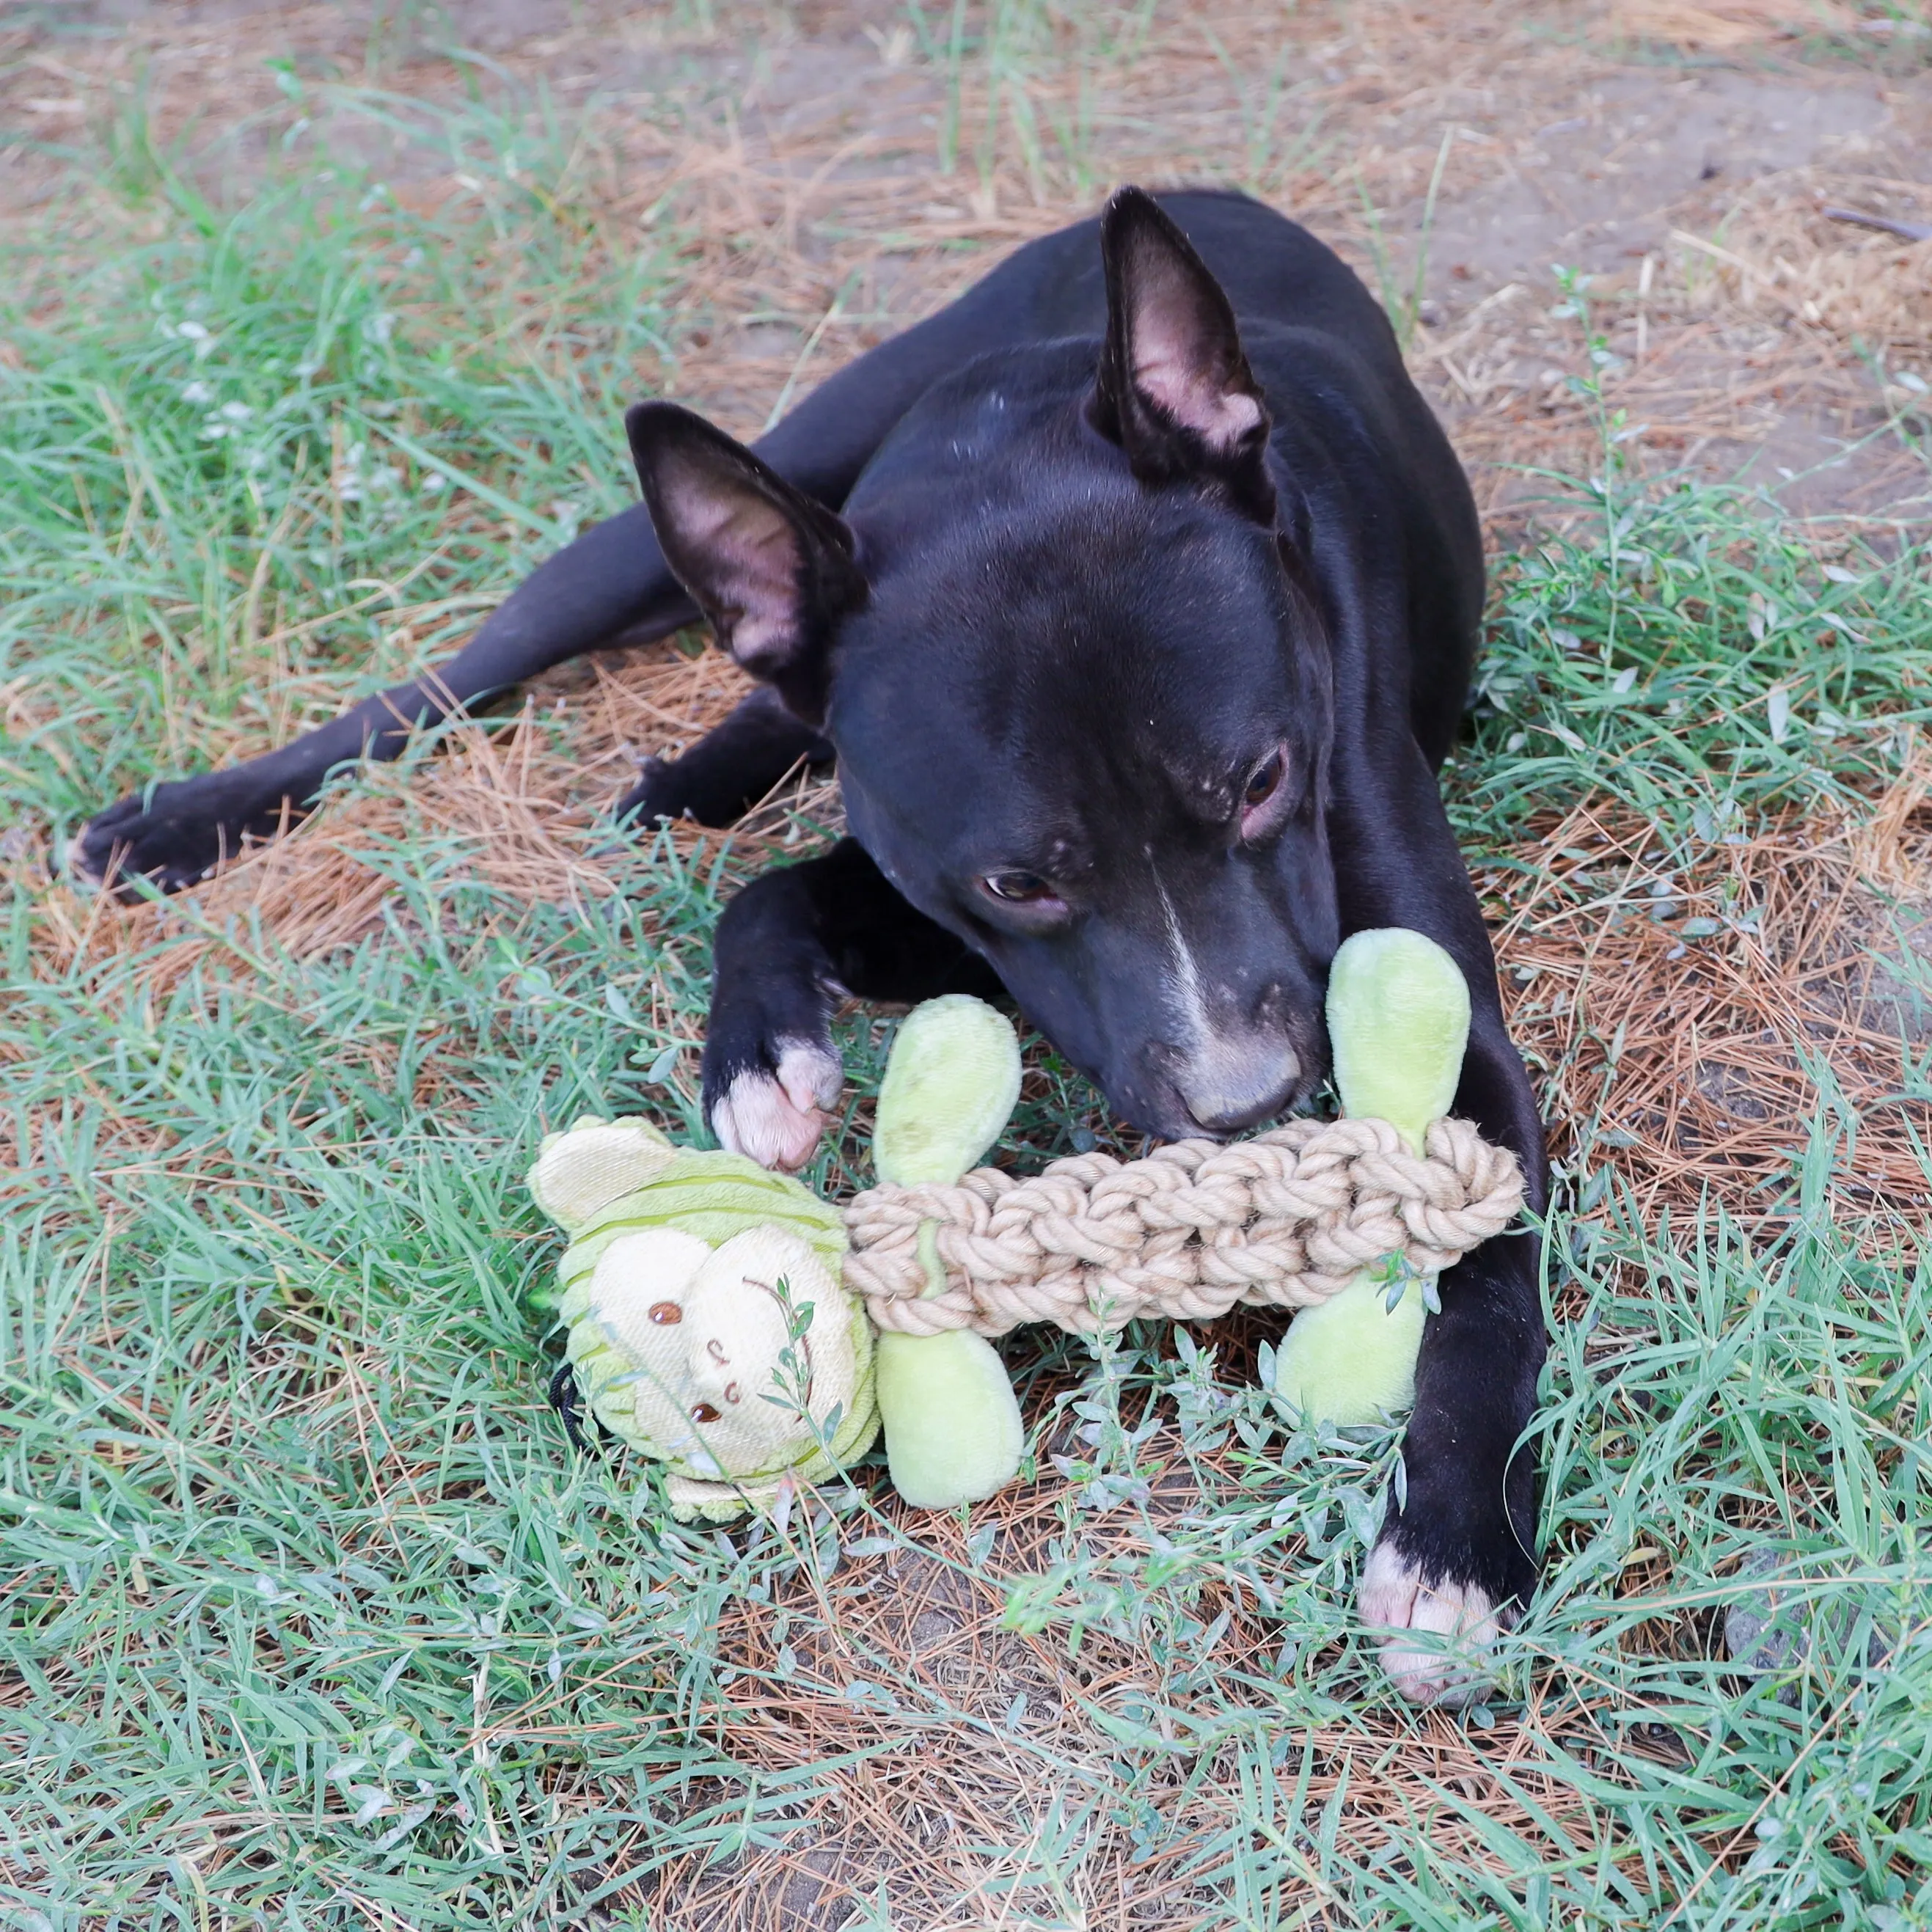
<box><xmin>547</xmin><ymin>1360</ymin><xmax>596</xmax><ymax>1455</ymax></box>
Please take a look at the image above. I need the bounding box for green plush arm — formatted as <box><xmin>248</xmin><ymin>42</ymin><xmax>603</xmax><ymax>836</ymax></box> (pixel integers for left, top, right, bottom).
<box><xmin>1270</xmin><ymin>928</ymin><xmax>1472</xmax><ymax>1426</ymax></box>
<box><xmin>868</xmin><ymin>996</ymin><xmax>1028</xmax><ymax>1509</ymax></box>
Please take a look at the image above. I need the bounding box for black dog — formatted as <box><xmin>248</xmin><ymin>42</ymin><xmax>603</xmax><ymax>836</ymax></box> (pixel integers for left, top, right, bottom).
<box><xmin>76</xmin><ymin>189</ymin><xmax>1549</xmax><ymax>1704</ymax></box>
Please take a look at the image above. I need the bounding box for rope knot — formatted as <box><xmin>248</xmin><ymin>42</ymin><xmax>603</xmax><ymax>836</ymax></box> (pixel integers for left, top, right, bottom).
<box><xmin>841</xmin><ymin>1114</ymin><xmax>1525</xmax><ymax>1337</ymax></box>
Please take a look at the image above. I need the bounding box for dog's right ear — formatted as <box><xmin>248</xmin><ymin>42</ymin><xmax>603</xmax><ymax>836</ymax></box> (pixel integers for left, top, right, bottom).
<box><xmin>1090</xmin><ymin>187</ymin><xmax>1273</xmax><ymax>522</ymax></box>
<box><xmin>626</xmin><ymin>402</ymin><xmax>864</xmax><ymax>725</ymax></box>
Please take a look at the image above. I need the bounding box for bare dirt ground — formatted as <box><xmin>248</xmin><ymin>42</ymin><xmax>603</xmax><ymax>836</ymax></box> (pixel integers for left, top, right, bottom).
<box><xmin>7</xmin><ymin>1</ymin><xmax>1931</xmax><ymax>1923</ymax></box>
<box><xmin>14</xmin><ymin>0</ymin><xmax>1931</xmax><ymax>512</ymax></box>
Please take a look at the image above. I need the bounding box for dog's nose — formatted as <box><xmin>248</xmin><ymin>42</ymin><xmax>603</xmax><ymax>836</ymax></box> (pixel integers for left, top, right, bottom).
<box><xmin>1174</xmin><ymin>1038</ymin><xmax>1302</xmax><ymax>1136</ymax></box>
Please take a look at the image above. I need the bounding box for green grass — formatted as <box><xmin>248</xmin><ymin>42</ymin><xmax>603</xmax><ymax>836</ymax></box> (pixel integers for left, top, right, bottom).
<box><xmin>6</xmin><ymin>66</ymin><xmax>1932</xmax><ymax>1932</ymax></box>
<box><xmin>3</xmin><ymin>92</ymin><xmax>689</xmax><ymax>833</ymax></box>
<box><xmin>1457</xmin><ymin>469</ymin><xmax>1932</xmax><ymax>855</ymax></box>
<box><xmin>903</xmin><ymin>0</ymin><xmax>1163</xmax><ymax>200</ymax></box>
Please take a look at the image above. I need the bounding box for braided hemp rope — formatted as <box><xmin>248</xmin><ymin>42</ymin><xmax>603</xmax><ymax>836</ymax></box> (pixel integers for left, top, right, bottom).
<box><xmin>840</xmin><ymin>1115</ymin><xmax>1523</xmax><ymax>1339</ymax></box>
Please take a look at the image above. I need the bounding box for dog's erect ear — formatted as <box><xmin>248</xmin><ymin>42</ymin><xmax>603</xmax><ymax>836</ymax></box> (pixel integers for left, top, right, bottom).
<box><xmin>1091</xmin><ymin>187</ymin><xmax>1274</xmax><ymax>520</ymax></box>
<box><xmin>626</xmin><ymin>401</ymin><xmax>864</xmax><ymax>725</ymax></box>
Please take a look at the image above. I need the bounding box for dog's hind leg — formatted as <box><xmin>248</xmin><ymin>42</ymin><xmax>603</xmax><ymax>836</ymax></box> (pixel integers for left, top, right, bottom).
<box><xmin>616</xmin><ymin>686</ymin><xmax>833</xmax><ymax>830</ymax></box>
<box><xmin>700</xmin><ymin>837</ymin><xmax>1000</xmax><ymax>1170</ymax></box>
<box><xmin>71</xmin><ymin>499</ymin><xmax>706</xmax><ymax>897</ymax></box>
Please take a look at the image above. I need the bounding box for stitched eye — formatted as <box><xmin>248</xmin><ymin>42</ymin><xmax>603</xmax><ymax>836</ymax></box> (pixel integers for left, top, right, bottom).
<box><xmin>1243</xmin><ymin>747</ymin><xmax>1286</xmax><ymax>811</ymax></box>
<box><xmin>982</xmin><ymin>870</ymin><xmax>1053</xmax><ymax>904</ymax></box>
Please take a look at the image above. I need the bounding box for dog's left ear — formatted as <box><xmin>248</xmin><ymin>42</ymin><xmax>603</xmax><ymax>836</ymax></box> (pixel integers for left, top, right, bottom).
<box><xmin>1091</xmin><ymin>187</ymin><xmax>1274</xmax><ymax>521</ymax></box>
<box><xmin>626</xmin><ymin>401</ymin><xmax>864</xmax><ymax>725</ymax></box>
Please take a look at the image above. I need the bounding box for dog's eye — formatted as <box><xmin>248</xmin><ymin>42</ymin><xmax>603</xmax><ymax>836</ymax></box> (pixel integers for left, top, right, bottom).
<box><xmin>1237</xmin><ymin>744</ymin><xmax>1291</xmax><ymax>841</ymax></box>
<box><xmin>982</xmin><ymin>870</ymin><xmax>1054</xmax><ymax>904</ymax></box>
<box><xmin>1243</xmin><ymin>748</ymin><xmax>1286</xmax><ymax>811</ymax></box>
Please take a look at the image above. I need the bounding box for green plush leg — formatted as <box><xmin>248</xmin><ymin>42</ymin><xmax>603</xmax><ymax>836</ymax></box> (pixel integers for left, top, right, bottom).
<box><xmin>1322</xmin><ymin>929</ymin><xmax>1471</xmax><ymax>1149</ymax></box>
<box><xmin>1272</xmin><ymin>929</ymin><xmax>1471</xmax><ymax>1427</ymax></box>
<box><xmin>870</xmin><ymin>996</ymin><xmax>1028</xmax><ymax>1509</ymax></box>
<box><xmin>875</xmin><ymin>1329</ymin><xmax>1026</xmax><ymax>1508</ymax></box>
<box><xmin>873</xmin><ymin>995</ymin><xmax>1024</xmax><ymax>1186</ymax></box>
<box><xmin>1271</xmin><ymin>1274</ymin><xmax>1426</xmax><ymax>1424</ymax></box>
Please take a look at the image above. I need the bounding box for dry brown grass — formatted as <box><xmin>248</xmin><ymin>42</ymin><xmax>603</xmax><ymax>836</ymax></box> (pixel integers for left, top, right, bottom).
<box><xmin>1675</xmin><ymin>183</ymin><xmax>1932</xmax><ymax>425</ymax></box>
<box><xmin>1611</xmin><ymin>0</ymin><xmax>1863</xmax><ymax>49</ymax></box>
<box><xmin>1492</xmin><ymin>786</ymin><xmax>1932</xmax><ymax>1229</ymax></box>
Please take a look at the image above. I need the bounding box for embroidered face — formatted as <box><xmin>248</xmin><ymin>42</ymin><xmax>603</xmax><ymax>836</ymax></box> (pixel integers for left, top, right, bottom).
<box><xmin>567</xmin><ymin>1224</ymin><xmax>850</xmax><ymax>1482</ymax></box>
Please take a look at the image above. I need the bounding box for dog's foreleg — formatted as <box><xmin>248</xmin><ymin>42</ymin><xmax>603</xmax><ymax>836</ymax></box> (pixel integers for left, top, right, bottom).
<box><xmin>1355</xmin><ymin>1003</ymin><xmax>1546</xmax><ymax>1708</ymax></box>
<box><xmin>703</xmin><ymin>838</ymin><xmax>1000</xmax><ymax>1170</ymax></box>
<box><xmin>1329</xmin><ymin>752</ymin><xmax>1550</xmax><ymax>1706</ymax></box>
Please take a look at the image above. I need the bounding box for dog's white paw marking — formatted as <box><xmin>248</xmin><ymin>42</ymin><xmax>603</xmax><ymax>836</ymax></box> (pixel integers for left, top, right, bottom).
<box><xmin>1360</xmin><ymin>1543</ymin><xmax>1505</xmax><ymax>1708</ymax></box>
<box><xmin>711</xmin><ymin>1039</ymin><xmax>843</xmax><ymax>1171</ymax></box>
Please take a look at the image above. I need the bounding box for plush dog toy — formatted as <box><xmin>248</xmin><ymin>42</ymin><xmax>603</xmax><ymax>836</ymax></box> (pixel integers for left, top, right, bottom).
<box><xmin>529</xmin><ymin>929</ymin><xmax>1516</xmax><ymax>1519</ymax></box>
<box><xmin>527</xmin><ymin>1118</ymin><xmax>877</xmax><ymax>1522</ymax></box>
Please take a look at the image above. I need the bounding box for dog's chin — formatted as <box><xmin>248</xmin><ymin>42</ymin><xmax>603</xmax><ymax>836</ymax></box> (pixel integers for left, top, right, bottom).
<box><xmin>1117</xmin><ymin>1071</ymin><xmax>1319</xmax><ymax>1146</ymax></box>
<box><xmin>1177</xmin><ymin>1100</ymin><xmax>1308</xmax><ymax>1143</ymax></box>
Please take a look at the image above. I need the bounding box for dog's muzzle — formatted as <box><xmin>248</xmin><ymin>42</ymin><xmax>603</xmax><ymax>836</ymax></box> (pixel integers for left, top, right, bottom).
<box><xmin>1160</xmin><ymin>1033</ymin><xmax>1303</xmax><ymax>1137</ymax></box>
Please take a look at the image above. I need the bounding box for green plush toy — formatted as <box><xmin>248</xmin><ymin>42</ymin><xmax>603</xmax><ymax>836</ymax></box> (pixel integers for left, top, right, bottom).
<box><xmin>528</xmin><ymin>1116</ymin><xmax>878</xmax><ymax>1522</ymax></box>
<box><xmin>528</xmin><ymin>927</ymin><xmax>1493</xmax><ymax>1518</ymax></box>
<box><xmin>1269</xmin><ymin>927</ymin><xmax>1471</xmax><ymax>1426</ymax></box>
<box><xmin>527</xmin><ymin>995</ymin><xmax>1028</xmax><ymax>1520</ymax></box>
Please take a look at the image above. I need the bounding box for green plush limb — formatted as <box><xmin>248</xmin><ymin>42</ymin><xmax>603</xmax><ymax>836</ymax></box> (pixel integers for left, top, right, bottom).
<box><xmin>874</xmin><ymin>995</ymin><xmax>1024</xmax><ymax>1187</ymax></box>
<box><xmin>1267</xmin><ymin>1273</ymin><xmax>1427</xmax><ymax>1426</ymax></box>
<box><xmin>1271</xmin><ymin>929</ymin><xmax>1471</xmax><ymax>1427</ymax></box>
<box><xmin>869</xmin><ymin>995</ymin><xmax>1029</xmax><ymax>1510</ymax></box>
<box><xmin>874</xmin><ymin>1329</ymin><xmax>1028</xmax><ymax>1508</ymax></box>
<box><xmin>1323</xmin><ymin>929</ymin><xmax>1471</xmax><ymax>1156</ymax></box>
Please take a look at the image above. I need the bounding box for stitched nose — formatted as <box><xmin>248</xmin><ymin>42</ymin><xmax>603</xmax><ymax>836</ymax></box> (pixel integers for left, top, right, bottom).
<box><xmin>1174</xmin><ymin>1039</ymin><xmax>1302</xmax><ymax>1136</ymax></box>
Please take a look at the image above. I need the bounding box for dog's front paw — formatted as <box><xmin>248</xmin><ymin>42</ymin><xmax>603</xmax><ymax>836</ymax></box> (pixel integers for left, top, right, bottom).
<box><xmin>1360</xmin><ymin>1541</ymin><xmax>1513</xmax><ymax>1708</ymax></box>
<box><xmin>707</xmin><ymin>1036</ymin><xmax>844</xmax><ymax>1172</ymax></box>
<box><xmin>616</xmin><ymin>756</ymin><xmax>723</xmax><ymax>830</ymax></box>
<box><xmin>71</xmin><ymin>774</ymin><xmax>289</xmax><ymax>898</ymax></box>
<box><xmin>616</xmin><ymin>739</ymin><xmax>817</xmax><ymax>832</ymax></box>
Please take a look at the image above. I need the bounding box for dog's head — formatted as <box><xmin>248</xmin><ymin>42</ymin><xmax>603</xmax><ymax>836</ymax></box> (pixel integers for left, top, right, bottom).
<box><xmin>629</xmin><ymin>189</ymin><xmax>1338</xmax><ymax>1139</ymax></box>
